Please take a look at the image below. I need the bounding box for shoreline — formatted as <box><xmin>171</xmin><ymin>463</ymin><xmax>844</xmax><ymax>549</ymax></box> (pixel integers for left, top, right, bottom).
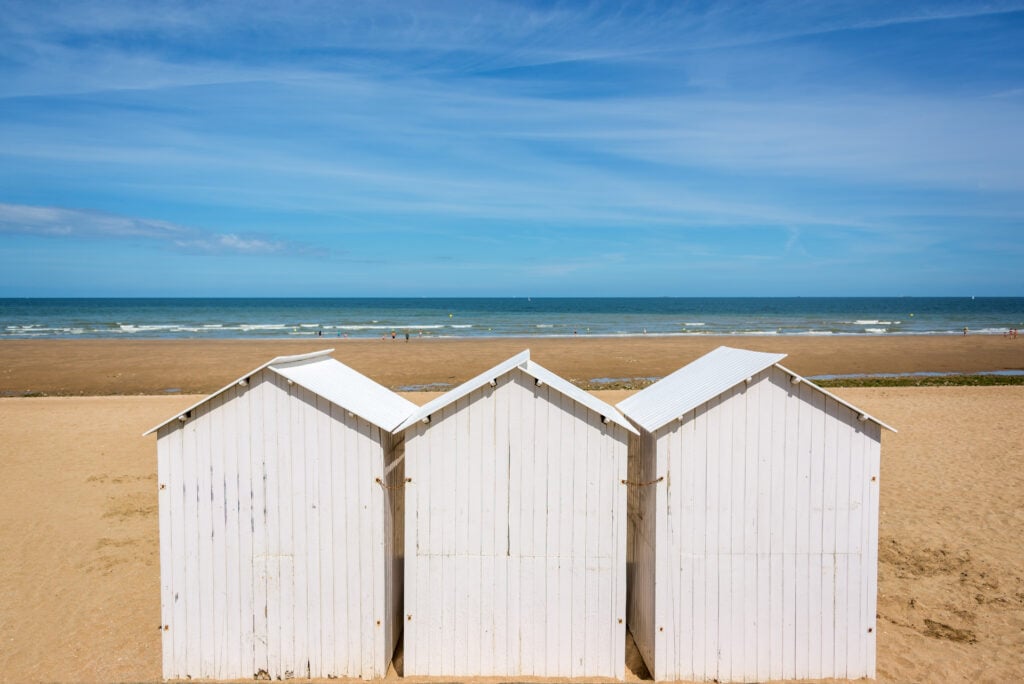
<box><xmin>2</xmin><ymin>334</ymin><xmax>1023</xmax><ymax>397</ymax></box>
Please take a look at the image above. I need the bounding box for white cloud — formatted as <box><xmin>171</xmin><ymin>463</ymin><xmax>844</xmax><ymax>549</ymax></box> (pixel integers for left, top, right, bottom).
<box><xmin>0</xmin><ymin>203</ymin><xmax>285</xmax><ymax>255</ymax></box>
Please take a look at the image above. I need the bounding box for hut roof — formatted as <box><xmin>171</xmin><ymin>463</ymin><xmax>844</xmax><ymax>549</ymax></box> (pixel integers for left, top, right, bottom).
<box><xmin>143</xmin><ymin>349</ymin><xmax>417</xmax><ymax>436</ymax></box>
<box><xmin>393</xmin><ymin>349</ymin><xmax>638</xmax><ymax>435</ymax></box>
<box><xmin>617</xmin><ymin>345</ymin><xmax>896</xmax><ymax>434</ymax></box>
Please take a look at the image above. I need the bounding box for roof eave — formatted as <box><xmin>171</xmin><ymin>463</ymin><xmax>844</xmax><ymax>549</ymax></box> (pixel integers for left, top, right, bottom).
<box><xmin>142</xmin><ymin>348</ymin><xmax>335</xmax><ymax>437</ymax></box>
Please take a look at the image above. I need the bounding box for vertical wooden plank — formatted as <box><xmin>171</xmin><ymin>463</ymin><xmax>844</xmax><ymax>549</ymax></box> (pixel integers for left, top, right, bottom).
<box><xmin>544</xmin><ymin>387</ymin><xmax>561</xmax><ymax>675</ymax></box>
<box><xmin>315</xmin><ymin>399</ymin><xmax>333</xmax><ymax>676</ymax></box>
<box><xmin>302</xmin><ymin>393</ymin><xmax>321</xmax><ymax>678</ymax></box>
<box><xmin>495</xmin><ymin>380</ymin><xmax>511</xmax><ymax>675</ymax></box>
<box><xmin>833</xmin><ymin>410</ymin><xmax>852</xmax><ymax>679</ymax></box>
<box><xmin>702</xmin><ymin>395</ymin><xmax>719</xmax><ymax>682</ymax></box>
<box><xmin>454</xmin><ymin>397</ymin><xmax>471</xmax><ymax>677</ymax></box>
<box><xmin>222</xmin><ymin>388</ymin><xmax>241</xmax><ymax>678</ymax></box>
<box><xmin>557</xmin><ymin>390</ymin><xmax>574</xmax><ymax>677</ymax></box>
<box><xmin>357</xmin><ymin>418</ymin><xmax>377</xmax><ymax>676</ymax></box>
<box><xmin>858</xmin><ymin>428</ymin><xmax>873</xmax><ymax>679</ymax></box>
<box><xmin>721</xmin><ymin>390</ymin><xmax>738</xmax><ymax>682</ymax></box>
<box><xmin>735</xmin><ymin>386</ymin><xmax>752</xmax><ymax>682</ymax></box>
<box><xmin>288</xmin><ymin>388</ymin><xmax>308</xmax><ymax>679</ymax></box>
<box><xmin>613</xmin><ymin>430</ymin><xmax>628</xmax><ymax>681</ymax></box>
<box><xmin>156</xmin><ymin>429</ymin><xmax>173</xmax><ymax>679</ymax></box>
<box><xmin>463</xmin><ymin>392</ymin><xmax>480</xmax><ymax>675</ymax></box>
<box><xmin>368</xmin><ymin>423</ymin><xmax>386</xmax><ymax>677</ymax></box>
<box><xmin>518</xmin><ymin>377</ymin><xmax>535</xmax><ymax>675</ymax></box>
<box><xmin>532</xmin><ymin>387</ymin><xmax>549</xmax><ymax>675</ymax></box>
<box><xmin>402</xmin><ymin>431</ymin><xmax>418</xmax><ymax>676</ymax></box>
<box><xmin>506</xmin><ymin>379</ymin><xmax>523</xmax><ymax>675</ymax></box>
<box><xmin>478</xmin><ymin>390</ymin><xmax>496</xmax><ymax>676</ymax></box>
<box><xmin>331</xmin><ymin>408</ymin><xmax>350</xmax><ymax>675</ymax></box>
<box><xmin>679</xmin><ymin>418</ymin><xmax>696</xmax><ymax>681</ymax></box>
<box><xmin>263</xmin><ymin>376</ymin><xmax>282</xmax><ymax>678</ymax></box>
<box><xmin>821</xmin><ymin>398</ymin><xmax>839</xmax><ymax>679</ymax></box>
<box><xmin>766</xmin><ymin>372</ymin><xmax>784</xmax><ymax>681</ymax></box>
<box><xmin>273</xmin><ymin>377</ymin><xmax>294</xmax><ymax>678</ymax></box>
<box><xmin>429</xmin><ymin>415</ymin><xmax>445</xmax><ymax>677</ymax></box>
<box><xmin>479</xmin><ymin>385</ymin><xmax>496</xmax><ymax>563</ymax></box>
<box><xmin>194</xmin><ymin>399</ymin><xmax>214</xmax><ymax>678</ymax></box>
<box><xmin>846</xmin><ymin>420</ymin><xmax>865</xmax><ymax>677</ymax></box>
<box><xmin>235</xmin><ymin>382</ymin><xmax>255</xmax><ymax>679</ymax></box>
<box><xmin>741</xmin><ymin>380</ymin><xmax>759</xmax><ymax>683</ymax></box>
<box><xmin>169</xmin><ymin>425</ymin><xmax>188</xmax><ymax>678</ymax></box>
<box><xmin>808</xmin><ymin>386</ymin><xmax>826</xmax><ymax>679</ymax></box>
<box><xmin>866</xmin><ymin>433</ymin><xmax>881</xmax><ymax>678</ymax></box>
<box><xmin>793</xmin><ymin>385</ymin><xmax>811</xmax><ymax>679</ymax></box>
<box><xmin>211</xmin><ymin>393</ymin><xmax>229</xmax><ymax>678</ymax></box>
<box><xmin>569</xmin><ymin>399</ymin><xmax>587</xmax><ymax>678</ymax></box>
<box><xmin>689</xmin><ymin>409</ymin><xmax>707</xmax><ymax>680</ymax></box>
<box><xmin>660</xmin><ymin>426</ymin><xmax>675</xmax><ymax>679</ymax></box>
<box><xmin>181</xmin><ymin>407</ymin><xmax>201</xmax><ymax>678</ymax></box>
<box><xmin>752</xmin><ymin>373</ymin><xmax>770</xmax><ymax>682</ymax></box>
<box><xmin>596</xmin><ymin>411</ymin><xmax>613</xmax><ymax>679</ymax></box>
<box><xmin>782</xmin><ymin>376</ymin><xmax>799</xmax><ymax>680</ymax></box>
<box><xmin>581</xmin><ymin>410</ymin><xmax>599</xmax><ymax>677</ymax></box>
<box><xmin>250</xmin><ymin>375</ymin><xmax>269</xmax><ymax>678</ymax></box>
<box><xmin>340</xmin><ymin>409</ymin><xmax>360</xmax><ymax>674</ymax></box>
<box><xmin>440</xmin><ymin>406</ymin><xmax>457</xmax><ymax>675</ymax></box>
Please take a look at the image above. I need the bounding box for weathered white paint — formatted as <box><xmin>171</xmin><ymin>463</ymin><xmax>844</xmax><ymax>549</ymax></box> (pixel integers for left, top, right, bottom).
<box><xmin>621</xmin><ymin>361</ymin><xmax>889</xmax><ymax>683</ymax></box>
<box><xmin>152</xmin><ymin>355</ymin><xmax>414</xmax><ymax>680</ymax></box>
<box><xmin>401</xmin><ymin>361</ymin><xmax>630</xmax><ymax>679</ymax></box>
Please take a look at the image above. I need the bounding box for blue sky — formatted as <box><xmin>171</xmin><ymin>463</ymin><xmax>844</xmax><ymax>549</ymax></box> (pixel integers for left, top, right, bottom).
<box><xmin>1</xmin><ymin>1</ymin><xmax>1022</xmax><ymax>296</ymax></box>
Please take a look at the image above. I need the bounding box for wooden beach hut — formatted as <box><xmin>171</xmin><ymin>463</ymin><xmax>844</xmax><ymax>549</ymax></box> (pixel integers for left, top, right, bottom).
<box><xmin>144</xmin><ymin>349</ymin><xmax>416</xmax><ymax>681</ymax></box>
<box><xmin>617</xmin><ymin>346</ymin><xmax>895</xmax><ymax>683</ymax></box>
<box><xmin>393</xmin><ymin>350</ymin><xmax>639</xmax><ymax>679</ymax></box>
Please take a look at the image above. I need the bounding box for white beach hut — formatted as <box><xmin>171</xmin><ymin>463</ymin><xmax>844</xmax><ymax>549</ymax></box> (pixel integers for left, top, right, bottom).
<box><xmin>394</xmin><ymin>350</ymin><xmax>639</xmax><ymax>679</ymax></box>
<box><xmin>144</xmin><ymin>349</ymin><xmax>417</xmax><ymax>681</ymax></box>
<box><xmin>617</xmin><ymin>346</ymin><xmax>895</xmax><ymax>683</ymax></box>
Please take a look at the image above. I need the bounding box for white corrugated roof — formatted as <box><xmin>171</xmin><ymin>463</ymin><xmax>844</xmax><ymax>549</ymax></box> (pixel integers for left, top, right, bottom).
<box><xmin>393</xmin><ymin>350</ymin><xmax>638</xmax><ymax>435</ymax></box>
<box><xmin>617</xmin><ymin>346</ymin><xmax>894</xmax><ymax>433</ymax></box>
<box><xmin>143</xmin><ymin>349</ymin><xmax>417</xmax><ymax>436</ymax></box>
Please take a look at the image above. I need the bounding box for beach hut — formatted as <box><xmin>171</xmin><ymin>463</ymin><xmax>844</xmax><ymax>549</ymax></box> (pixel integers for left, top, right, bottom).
<box><xmin>393</xmin><ymin>350</ymin><xmax>639</xmax><ymax>679</ymax></box>
<box><xmin>617</xmin><ymin>346</ymin><xmax>895</xmax><ymax>683</ymax></box>
<box><xmin>144</xmin><ymin>349</ymin><xmax>416</xmax><ymax>681</ymax></box>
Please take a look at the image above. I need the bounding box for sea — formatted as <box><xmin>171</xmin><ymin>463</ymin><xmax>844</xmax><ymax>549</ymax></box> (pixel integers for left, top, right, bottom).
<box><xmin>2</xmin><ymin>297</ymin><xmax>1022</xmax><ymax>340</ymax></box>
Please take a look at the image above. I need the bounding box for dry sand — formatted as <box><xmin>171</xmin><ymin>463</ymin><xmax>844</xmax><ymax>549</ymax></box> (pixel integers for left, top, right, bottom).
<box><xmin>1</xmin><ymin>339</ymin><xmax>1023</xmax><ymax>683</ymax></box>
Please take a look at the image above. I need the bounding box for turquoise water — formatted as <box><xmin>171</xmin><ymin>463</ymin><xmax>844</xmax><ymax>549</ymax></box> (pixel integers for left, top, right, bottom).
<box><xmin>2</xmin><ymin>297</ymin><xmax>1022</xmax><ymax>339</ymax></box>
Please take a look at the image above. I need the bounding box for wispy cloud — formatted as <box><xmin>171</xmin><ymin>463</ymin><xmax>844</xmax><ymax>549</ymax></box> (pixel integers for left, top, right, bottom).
<box><xmin>0</xmin><ymin>203</ymin><xmax>286</xmax><ymax>255</ymax></box>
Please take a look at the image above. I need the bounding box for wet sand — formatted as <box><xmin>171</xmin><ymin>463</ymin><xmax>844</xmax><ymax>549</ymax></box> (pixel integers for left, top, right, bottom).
<box><xmin>2</xmin><ymin>334</ymin><xmax>1023</xmax><ymax>396</ymax></box>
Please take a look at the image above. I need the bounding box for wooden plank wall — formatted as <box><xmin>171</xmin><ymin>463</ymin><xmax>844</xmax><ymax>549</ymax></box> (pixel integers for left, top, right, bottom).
<box><xmin>157</xmin><ymin>369</ymin><xmax>397</xmax><ymax>680</ymax></box>
<box><xmin>404</xmin><ymin>368</ymin><xmax>628</xmax><ymax>678</ymax></box>
<box><xmin>648</xmin><ymin>366</ymin><xmax>881</xmax><ymax>682</ymax></box>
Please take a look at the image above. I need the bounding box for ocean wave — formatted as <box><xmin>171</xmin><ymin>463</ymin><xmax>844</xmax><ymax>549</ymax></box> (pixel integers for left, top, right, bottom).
<box><xmin>864</xmin><ymin>327</ymin><xmax>887</xmax><ymax>334</ymax></box>
<box><xmin>239</xmin><ymin>324</ymin><xmax>287</xmax><ymax>331</ymax></box>
<box><xmin>683</xmin><ymin>322</ymin><xmax>705</xmax><ymax>326</ymax></box>
<box><xmin>450</xmin><ymin>324</ymin><xmax>473</xmax><ymax>329</ymax></box>
<box><xmin>337</xmin><ymin>324</ymin><xmax>444</xmax><ymax>330</ymax></box>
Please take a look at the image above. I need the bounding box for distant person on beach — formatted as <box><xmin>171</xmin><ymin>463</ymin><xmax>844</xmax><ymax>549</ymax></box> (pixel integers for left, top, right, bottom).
<box><xmin>405</xmin><ymin>332</ymin><xmax>410</xmax><ymax>342</ymax></box>
<box><xmin>963</xmin><ymin>327</ymin><xmax>968</xmax><ymax>336</ymax></box>
<box><xmin>391</xmin><ymin>330</ymin><xmax>396</xmax><ymax>340</ymax></box>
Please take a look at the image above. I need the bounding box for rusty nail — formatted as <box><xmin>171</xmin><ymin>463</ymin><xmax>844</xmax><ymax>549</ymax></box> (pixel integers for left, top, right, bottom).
<box><xmin>868</xmin><ymin>627</ymin><xmax>873</xmax><ymax>633</ymax></box>
<box><xmin>407</xmin><ymin>614</ymin><xmax>412</xmax><ymax>621</ymax></box>
<box><xmin>618</xmin><ymin>618</ymin><xmax>623</xmax><ymax>624</ymax></box>
<box><xmin>871</xmin><ymin>476</ymin><xmax>877</xmax><ymax>482</ymax></box>
<box><xmin>159</xmin><ymin>484</ymin><xmax>166</xmax><ymax>490</ymax></box>
<box><xmin>659</xmin><ymin>626</ymin><xmax>664</xmax><ymax>632</ymax></box>
<box><xmin>376</xmin><ymin>620</ymin><xmax>381</xmax><ymax>626</ymax></box>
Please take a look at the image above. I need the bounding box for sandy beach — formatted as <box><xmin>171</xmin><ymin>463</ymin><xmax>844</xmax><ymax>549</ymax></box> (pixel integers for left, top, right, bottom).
<box><xmin>1</xmin><ymin>338</ymin><xmax>1023</xmax><ymax>683</ymax></box>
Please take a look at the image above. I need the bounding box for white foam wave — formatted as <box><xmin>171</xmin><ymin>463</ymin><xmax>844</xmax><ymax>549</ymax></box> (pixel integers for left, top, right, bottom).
<box><xmin>865</xmin><ymin>328</ymin><xmax>887</xmax><ymax>334</ymax></box>
<box><xmin>684</xmin><ymin>322</ymin><xmax>705</xmax><ymax>326</ymax></box>
<box><xmin>239</xmin><ymin>324</ymin><xmax>287</xmax><ymax>331</ymax></box>
<box><xmin>450</xmin><ymin>324</ymin><xmax>473</xmax><ymax>329</ymax></box>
